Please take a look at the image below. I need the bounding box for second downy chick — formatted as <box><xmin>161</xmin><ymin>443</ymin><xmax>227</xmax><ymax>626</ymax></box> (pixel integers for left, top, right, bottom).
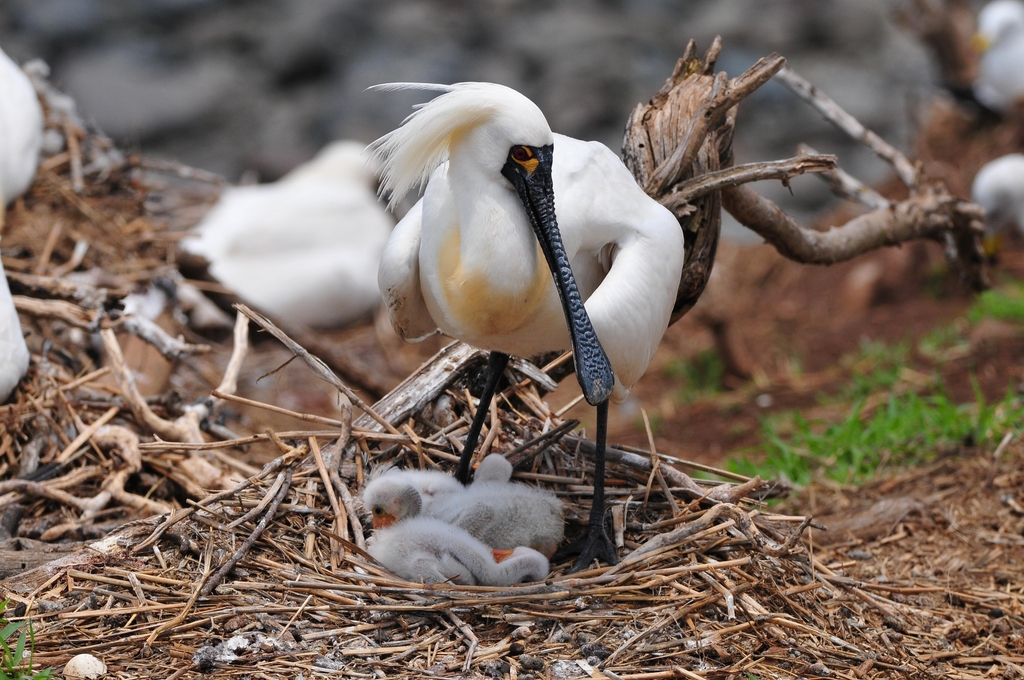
<box><xmin>367</xmin><ymin>517</ymin><xmax>550</xmax><ymax>586</ymax></box>
<box><xmin>431</xmin><ymin>455</ymin><xmax>564</xmax><ymax>558</ymax></box>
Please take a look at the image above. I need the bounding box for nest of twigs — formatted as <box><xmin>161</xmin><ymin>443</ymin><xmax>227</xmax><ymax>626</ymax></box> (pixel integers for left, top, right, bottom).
<box><xmin>2</xmin><ymin>52</ymin><xmax>1023</xmax><ymax>680</ymax></box>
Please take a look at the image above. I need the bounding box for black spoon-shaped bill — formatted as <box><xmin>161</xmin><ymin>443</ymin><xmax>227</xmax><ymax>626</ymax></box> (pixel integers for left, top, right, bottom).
<box><xmin>502</xmin><ymin>144</ymin><xmax>614</xmax><ymax>406</ymax></box>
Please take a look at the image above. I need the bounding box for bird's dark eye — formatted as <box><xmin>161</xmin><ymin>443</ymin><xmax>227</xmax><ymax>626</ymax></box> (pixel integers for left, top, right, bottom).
<box><xmin>372</xmin><ymin>507</ymin><xmax>383</xmax><ymax>515</ymax></box>
<box><xmin>512</xmin><ymin>146</ymin><xmax>531</xmax><ymax>162</ymax></box>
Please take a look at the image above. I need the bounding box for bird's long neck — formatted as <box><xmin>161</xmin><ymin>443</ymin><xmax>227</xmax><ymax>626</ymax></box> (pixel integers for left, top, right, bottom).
<box><xmin>447</xmin><ymin>138</ymin><xmax>544</xmax><ymax>291</ymax></box>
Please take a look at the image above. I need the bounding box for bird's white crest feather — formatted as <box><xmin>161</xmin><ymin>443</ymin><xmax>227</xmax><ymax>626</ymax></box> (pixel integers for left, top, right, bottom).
<box><xmin>368</xmin><ymin>82</ymin><xmax>547</xmax><ymax>208</ymax></box>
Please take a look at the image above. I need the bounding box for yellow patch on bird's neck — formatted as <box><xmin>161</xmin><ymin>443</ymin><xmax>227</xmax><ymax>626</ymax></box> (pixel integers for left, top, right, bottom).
<box><xmin>437</xmin><ymin>228</ymin><xmax>550</xmax><ymax>337</ymax></box>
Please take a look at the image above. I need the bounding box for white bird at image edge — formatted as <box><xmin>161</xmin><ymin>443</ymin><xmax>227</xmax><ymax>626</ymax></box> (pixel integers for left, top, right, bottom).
<box><xmin>0</xmin><ymin>46</ymin><xmax>42</xmax><ymax>206</ymax></box>
<box><xmin>0</xmin><ymin>45</ymin><xmax>43</xmax><ymax>401</ymax></box>
<box><xmin>972</xmin><ymin>153</ymin><xmax>1024</xmax><ymax>238</ymax></box>
<box><xmin>973</xmin><ymin>0</ymin><xmax>1024</xmax><ymax>113</ymax></box>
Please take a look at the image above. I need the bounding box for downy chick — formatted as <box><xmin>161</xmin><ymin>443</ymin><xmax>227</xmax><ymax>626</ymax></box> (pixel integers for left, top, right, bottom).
<box><xmin>360</xmin><ymin>466</ymin><xmax>464</xmax><ymax>529</ymax></box>
<box><xmin>430</xmin><ymin>455</ymin><xmax>564</xmax><ymax>558</ymax></box>
<box><xmin>362</xmin><ymin>455</ymin><xmax>563</xmax><ymax>557</ymax></box>
<box><xmin>366</xmin><ymin>517</ymin><xmax>549</xmax><ymax>585</ymax></box>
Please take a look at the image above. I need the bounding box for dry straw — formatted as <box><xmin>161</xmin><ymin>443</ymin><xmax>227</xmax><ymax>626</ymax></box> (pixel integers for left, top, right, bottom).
<box><xmin>1</xmin><ymin>40</ymin><xmax>1019</xmax><ymax>680</ymax></box>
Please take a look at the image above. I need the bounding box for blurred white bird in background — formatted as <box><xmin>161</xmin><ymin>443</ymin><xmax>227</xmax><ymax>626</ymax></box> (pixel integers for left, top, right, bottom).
<box><xmin>373</xmin><ymin>82</ymin><xmax>684</xmax><ymax>570</ymax></box>
<box><xmin>0</xmin><ymin>46</ymin><xmax>42</xmax><ymax>207</ymax></box>
<box><xmin>181</xmin><ymin>141</ymin><xmax>393</xmax><ymax>328</ymax></box>
<box><xmin>0</xmin><ymin>270</ymin><xmax>30</xmax><ymax>403</ymax></box>
<box><xmin>972</xmin><ymin>154</ymin><xmax>1024</xmax><ymax>252</ymax></box>
<box><xmin>0</xmin><ymin>45</ymin><xmax>43</xmax><ymax>402</ymax></box>
<box><xmin>973</xmin><ymin>0</ymin><xmax>1024</xmax><ymax>113</ymax></box>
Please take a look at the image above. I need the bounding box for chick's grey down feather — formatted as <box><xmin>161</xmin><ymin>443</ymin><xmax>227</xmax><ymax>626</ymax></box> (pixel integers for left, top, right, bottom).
<box><xmin>431</xmin><ymin>479</ymin><xmax>565</xmax><ymax>556</ymax></box>
<box><xmin>362</xmin><ymin>456</ymin><xmax>564</xmax><ymax>556</ymax></box>
<box><xmin>360</xmin><ymin>467</ymin><xmax>464</xmax><ymax>520</ymax></box>
<box><xmin>366</xmin><ymin>517</ymin><xmax>550</xmax><ymax>585</ymax></box>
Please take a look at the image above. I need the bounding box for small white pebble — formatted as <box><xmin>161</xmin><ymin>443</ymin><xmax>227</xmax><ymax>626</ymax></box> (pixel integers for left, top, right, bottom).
<box><xmin>63</xmin><ymin>653</ymin><xmax>106</xmax><ymax>679</ymax></box>
<box><xmin>551</xmin><ymin>659</ymin><xmax>584</xmax><ymax>679</ymax></box>
<box><xmin>755</xmin><ymin>394</ymin><xmax>773</xmax><ymax>408</ymax></box>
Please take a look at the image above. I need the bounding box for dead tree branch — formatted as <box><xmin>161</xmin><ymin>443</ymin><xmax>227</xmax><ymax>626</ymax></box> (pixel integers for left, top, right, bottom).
<box><xmin>723</xmin><ymin>184</ymin><xmax>983</xmax><ymax>268</ymax></box>
<box><xmin>773</xmin><ymin>67</ymin><xmax>920</xmax><ymax>188</ymax></box>
<box><xmin>570</xmin><ymin>436</ymin><xmax>767</xmax><ymax>504</ymax></box>
<box><xmin>88</xmin><ymin>426</ymin><xmax>171</xmax><ymax>518</ymax></box>
<box><xmin>102</xmin><ymin>328</ymin><xmax>188</xmax><ymax>441</ymax></box>
<box><xmin>119</xmin><ymin>315</ymin><xmax>210</xmax><ymax>361</ymax></box>
<box><xmin>644</xmin><ymin>53</ymin><xmax>786</xmax><ymax>197</ymax></box>
<box><xmin>233</xmin><ymin>304</ymin><xmax>389</xmax><ymax>434</ymax></box>
<box><xmin>6</xmin><ymin>271</ymin><xmax>113</xmax><ymax>307</ymax></box>
<box><xmin>797</xmin><ymin>144</ymin><xmax>891</xmax><ymax>210</ymax></box>
<box><xmin>200</xmin><ymin>468</ymin><xmax>293</xmax><ymax>595</ymax></box>
<box><xmin>10</xmin><ymin>273</ymin><xmax>211</xmax><ymax>360</ymax></box>
<box><xmin>623</xmin><ymin>42</ymin><xmax>785</xmax><ymax>321</ymax></box>
<box><xmin>281</xmin><ymin>323</ymin><xmax>395</xmax><ymax>400</ymax></box>
<box><xmin>663</xmin><ymin>154</ymin><xmax>837</xmax><ymax>211</ymax></box>
<box><xmin>98</xmin><ymin>311</ymin><xmax>250</xmax><ymax>496</ymax></box>
<box><xmin>348</xmin><ymin>342</ymin><xmax>486</xmax><ymax>435</ymax></box>
<box><xmin>714</xmin><ymin>65</ymin><xmax>988</xmax><ymax>291</ymax></box>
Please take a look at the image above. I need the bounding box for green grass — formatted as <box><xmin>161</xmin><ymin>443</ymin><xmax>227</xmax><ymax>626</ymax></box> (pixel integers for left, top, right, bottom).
<box><xmin>665</xmin><ymin>349</ymin><xmax>725</xmax><ymax>403</ymax></box>
<box><xmin>725</xmin><ymin>280</ymin><xmax>1024</xmax><ymax>487</ymax></box>
<box><xmin>729</xmin><ymin>382</ymin><xmax>1024</xmax><ymax>486</ymax></box>
<box><xmin>968</xmin><ymin>281</ymin><xmax>1024</xmax><ymax>324</ymax></box>
<box><xmin>0</xmin><ymin>601</ymin><xmax>49</xmax><ymax>680</ymax></box>
<box><xmin>838</xmin><ymin>339</ymin><xmax>910</xmax><ymax>401</ymax></box>
<box><xmin>918</xmin><ymin>323</ymin><xmax>969</xmax><ymax>359</ymax></box>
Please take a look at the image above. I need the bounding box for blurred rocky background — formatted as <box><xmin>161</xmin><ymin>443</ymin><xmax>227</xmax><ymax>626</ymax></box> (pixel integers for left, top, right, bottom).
<box><xmin>0</xmin><ymin>0</ymin><xmax>951</xmax><ymax>238</ymax></box>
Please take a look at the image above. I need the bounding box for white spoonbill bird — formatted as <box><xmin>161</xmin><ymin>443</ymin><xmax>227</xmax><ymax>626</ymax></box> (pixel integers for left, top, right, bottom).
<box><xmin>180</xmin><ymin>141</ymin><xmax>393</xmax><ymax>328</ymax></box>
<box><xmin>0</xmin><ymin>46</ymin><xmax>42</xmax><ymax>402</ymax></box>
<box><xmin>372</xmin><ymin>82</ymin><xmax>684</xmax><ymax>570</ymax></box>
<box><xmin>973</xmin><ymin>0</ymin><xmax>1024</xmax><ymax>113</ymax></box>
<box><xmin>0</xmin><ymin>46</ymin><xmax>43</xmax><ymax>207</ymax></box>
<box><xmin>972</xmin><ymin>154</ymin><xmax>1024</xmax><ymax>248</ymax></box>
<box><xmin>361</xmin><ymin>465</ymin><xmax>465</xmax><ymax>528</ymax></box>
<box><xmin>0</xmin><ymin>265</ymin><xmax>29</xmax><ymax>402</ymax></box>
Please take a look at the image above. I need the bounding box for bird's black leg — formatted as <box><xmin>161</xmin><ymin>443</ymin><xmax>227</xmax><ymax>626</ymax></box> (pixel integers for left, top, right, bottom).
<box><xmin>557</xmin><ymin>400</ymin><xmax>618</xmax><ymax>572</ymax></box>
<box><xmin>455</xmin><ymin>351</ymin><xmax>510</xmax><ymax>485</ymax></box>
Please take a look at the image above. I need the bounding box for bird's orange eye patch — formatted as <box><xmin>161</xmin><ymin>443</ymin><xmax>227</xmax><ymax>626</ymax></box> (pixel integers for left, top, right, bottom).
<box><xmin>511</xmin><ymin>146</ymin><xmax>539</xmax><ymax>173</ymax></box>
<box><xmin>371</xmin><ymin>507</ymin><xmax>396</xmax><ymax>529</ymax></box>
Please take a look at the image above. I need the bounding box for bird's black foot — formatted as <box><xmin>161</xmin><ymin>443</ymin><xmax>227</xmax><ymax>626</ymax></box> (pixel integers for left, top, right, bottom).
<box><xmin>555</xmin><ymin>522</ymin><xmax>618</xmax><ymax>572</ymax></box>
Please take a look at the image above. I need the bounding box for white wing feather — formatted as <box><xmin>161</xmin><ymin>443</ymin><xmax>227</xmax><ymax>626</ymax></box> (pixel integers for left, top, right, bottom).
<box><xmin>377</xmin><ymin>198</ymin><xmax>439</xmax><ymax>341</ymax></box>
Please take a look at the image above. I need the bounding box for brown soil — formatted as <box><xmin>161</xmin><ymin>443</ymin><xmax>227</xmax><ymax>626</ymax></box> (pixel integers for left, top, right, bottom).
<box><xmin>779</xmin><ymin>440</ymin><xmax>1024</xmax><ymax>677</ymax></box>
